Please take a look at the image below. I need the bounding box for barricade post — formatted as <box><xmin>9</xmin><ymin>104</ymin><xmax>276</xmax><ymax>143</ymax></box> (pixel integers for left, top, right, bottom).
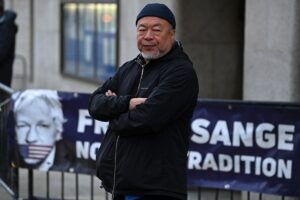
<box><xmin>0</xmin><ymin>83</ymin><xmax>18</xmax><ymax>199</ymax></box>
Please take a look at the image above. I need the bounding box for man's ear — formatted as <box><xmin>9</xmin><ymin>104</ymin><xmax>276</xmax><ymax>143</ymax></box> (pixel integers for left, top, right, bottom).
<box><xmin>171</xmin><ymin>29</ymin><xmax>176</xmax><ymax>40</ymax></box>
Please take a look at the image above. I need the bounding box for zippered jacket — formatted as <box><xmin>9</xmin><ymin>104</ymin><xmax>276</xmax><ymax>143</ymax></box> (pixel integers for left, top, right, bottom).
<box><xmin>88</xmin><ymin>42</ymin><xmax>199</xmax><ymax>200</ymax></box>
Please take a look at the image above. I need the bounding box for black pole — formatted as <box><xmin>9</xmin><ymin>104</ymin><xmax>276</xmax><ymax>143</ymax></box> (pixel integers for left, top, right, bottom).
<box><xmin>91</xmin><ymin>174</ymin><xmax>94</xmax><ymax>200</ymax></box>
<box><xmin>46</xmin><ymin>171</ymin><xmax>50</xmax><ymax>199</ymax></box>
<box><xmin>215</xmin><ymin>189</ymin><xmax>219</xmax><ymax>200</ymax></box>
<box><xmin>13</xmin><ymin>166</ymin><xmax>19</xmax><ymax>199</ymax></box>
<box><xmin>61</xmin><ymin>171</ymin><xmax>64</xmax><ymax>199</ymax></box>
<box><xmin>76</xmin><ymin>172</ymin><xmax>79</xmax><ymax>200</ymax></box>
<box><xmin>28</xmin><ymin>168</ymin><xmax>34</xmax><ymax>199</ymax></box>
<box><xmin>197</xmin><ymin>187</ymin><xmax>201</xmax><ymax>200</ymax></box>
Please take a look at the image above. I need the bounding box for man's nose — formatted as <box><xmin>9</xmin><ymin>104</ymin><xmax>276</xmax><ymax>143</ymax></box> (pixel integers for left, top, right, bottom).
<box><xmin>26</xmin><ymin>126</ymin><xmax>38</xmax><ymax>143</ymax></box>
<box><xmin>144</xmin><ymin>30</ymin><xmax>154</xmax><ymax>39</ymax></box>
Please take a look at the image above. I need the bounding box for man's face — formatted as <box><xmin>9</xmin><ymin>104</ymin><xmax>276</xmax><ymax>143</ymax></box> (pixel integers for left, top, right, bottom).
<box><xmin>136</xmin><ymin>16</ymin><xmax>175</xmax><ymax>60</ymax></box>
<box><xmin>15</xmin><ymin>99</ymin><xmax>57</xmax><ymax>165</ymax></box>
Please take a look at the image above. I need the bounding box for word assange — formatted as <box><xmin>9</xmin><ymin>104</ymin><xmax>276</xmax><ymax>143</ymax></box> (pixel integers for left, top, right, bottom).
<box><xmin>188</xmin><ymin>118</ymin><xmax>296</xmax><ymax>179</ymax></box>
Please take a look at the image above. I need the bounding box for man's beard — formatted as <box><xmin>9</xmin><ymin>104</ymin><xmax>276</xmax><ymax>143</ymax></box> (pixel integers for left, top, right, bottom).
<box><xmin>141</xmin><ymin>51</ymin><xmax>162</xmax><ymax>60</ymax></box>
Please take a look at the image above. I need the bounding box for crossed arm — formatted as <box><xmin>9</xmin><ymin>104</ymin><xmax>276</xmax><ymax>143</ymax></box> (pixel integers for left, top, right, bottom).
<box><xmin>105</xmin><ymin>89</ymin><xmax>146</xmax><ymax>111</ymax></box>
<box><xmin>89</xmin><ymin>64</ymin><xmax>198</xmax><ymax>135</ymax></box>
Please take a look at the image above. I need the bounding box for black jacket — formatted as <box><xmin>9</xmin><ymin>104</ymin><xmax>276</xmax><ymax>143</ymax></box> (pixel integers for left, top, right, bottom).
<box><xmin>0</xmin><ymin>10</ymin><xmax>18</xmax><ymax>87</ymax></box>
<box><xmin>88</xmin><ymin>42</ymin><xmax>199</xmax><ymax>200</ymax></box>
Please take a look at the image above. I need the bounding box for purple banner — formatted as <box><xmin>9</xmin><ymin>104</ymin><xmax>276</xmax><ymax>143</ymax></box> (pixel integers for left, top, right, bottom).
<box><xmin>7</xmin><ymin>90</ymin><xmax>300</xmax><ymax>196</ymax></box>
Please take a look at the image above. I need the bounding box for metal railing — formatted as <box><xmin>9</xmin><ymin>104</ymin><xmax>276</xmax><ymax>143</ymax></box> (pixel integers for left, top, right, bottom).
<box><xmin>9</xmin><ymin>170</ymin><xmax>300</xmax><ymax>200</ymax></box>
<box><xmin>13</xmin><ymin>54</ymin><xmax>29</xmax><ymax>90</ymax></box>
<box><xmin>0</xmin><ymin>83</ymin><xmax>18</xmax><ymax>199</ymax></box>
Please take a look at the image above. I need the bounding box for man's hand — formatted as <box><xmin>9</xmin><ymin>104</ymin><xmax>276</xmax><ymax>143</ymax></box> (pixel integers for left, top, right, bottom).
<box><xmin>105</xmin><ymin>90</ymin><xmax>116</xmax><ymax>96</ymax></box>
<box><xmin>129</xmin><ymin>98</ymin><xmax>146</xmax><ymax>110</ymax></box>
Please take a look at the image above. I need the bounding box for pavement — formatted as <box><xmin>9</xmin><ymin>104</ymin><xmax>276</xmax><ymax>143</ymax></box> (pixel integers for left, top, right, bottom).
<box><xmin>0</xmin><ymin>179</ymin><xmax>14</xmax><ymax>200</ymax></box>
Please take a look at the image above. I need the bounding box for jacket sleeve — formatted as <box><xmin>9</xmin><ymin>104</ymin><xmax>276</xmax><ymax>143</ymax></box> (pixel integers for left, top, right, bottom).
<box><xmin>0</xmin><ymin>24</ymin><xmax>15</xmax><ymax>62</ymax></box>
<box><xmin>0</xmin><ymin>11</ymin><xmax>17</xmax><ymax>62</ymax></box>
<box><xmin>88</xmin><ymin>72</ymin><xmax>132</xmax><ymax>121</ymax></box>
<box><xmin>110</xmin><ymin>63</ymin><xmax>199</xmax><ymax>134</ymax></box>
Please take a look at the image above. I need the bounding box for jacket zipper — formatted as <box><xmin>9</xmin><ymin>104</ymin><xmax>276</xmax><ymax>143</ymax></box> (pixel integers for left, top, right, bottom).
<box><xmin>112</xmin><ymin>63</ymin><xmax>145</xmax><ymax>198</ymax></box>
<box><xmin>112</xmin><ymin>135</ymin><xmax>119</xmax><ymax>199</ymax></box>
<box><xmin>135</xmin><ymin>64</ymin><xmax>145</xmax><ymax>97</ymax></box>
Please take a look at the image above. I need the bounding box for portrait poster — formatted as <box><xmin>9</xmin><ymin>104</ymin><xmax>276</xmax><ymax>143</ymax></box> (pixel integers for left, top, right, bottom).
<box><xmin>7</xmin><ymin>89</ymin><xmax>107</xmax><ymax>174</ymax></box>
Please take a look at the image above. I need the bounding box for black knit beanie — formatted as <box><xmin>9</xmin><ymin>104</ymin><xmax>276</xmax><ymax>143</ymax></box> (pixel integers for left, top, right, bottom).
<box><xmin>136</xmin><ymin>3</ymin><xmax>176</xmax><ymax>29</ymax></box>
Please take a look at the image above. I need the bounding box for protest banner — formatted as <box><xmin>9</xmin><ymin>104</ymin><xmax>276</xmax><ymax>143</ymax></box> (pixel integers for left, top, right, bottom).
<box><xmin>7</xmin><ymin>90</ymin><xmax>300</xmax><ymax>196</ymax></box>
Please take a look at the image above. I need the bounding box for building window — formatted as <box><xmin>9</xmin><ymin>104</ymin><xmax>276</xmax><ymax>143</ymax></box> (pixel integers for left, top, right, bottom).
<box><xmin>61</xmin><ymin>1</ymin><xmax>118</xmax><ymax>82</ymax></box>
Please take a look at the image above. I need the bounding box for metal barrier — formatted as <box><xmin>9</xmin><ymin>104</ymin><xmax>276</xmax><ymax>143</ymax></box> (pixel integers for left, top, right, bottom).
<box><xmin>16</xmin><ymin>168</ymin><xmax>109</xmax><ymax>200</ymax></box>
<box><xmin>0</xmin><ymin>83</ymin><xmax>18</xmax><ymax>199</ymax></box>
<box><xmin>13</xmin><ymin>54</ymin><xmax>29</xmax><ymax>90</ymax></box>
<box><xmin>8</xmin><ymin>170</ymin><xmax>300</xmax><ymax>200</ymax></box>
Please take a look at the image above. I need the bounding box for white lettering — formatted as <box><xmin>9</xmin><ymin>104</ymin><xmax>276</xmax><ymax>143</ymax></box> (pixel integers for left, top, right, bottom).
<box><xmin>90</xmin><ymin>142</ymin><xmax>101</xmax><ymax>160</ymax></box>
<box><xmin>191</xmin><ymin>119</ymin><xmax>210</xmax><ymax>144</ymax></box>
<box><xmin>262</xmin><ymin>158</ymin><xmax>277</xmax><ymax>177</ymax></box>
<box><xmin>240</xmin><ymin>155</ymin><xmax>255</xmax><ymax>174</ymax></box>
<box><xmin>77</xmin><ymin>109</ymin><xmax>93</xmax><ymax>133</ymax></box>
<box><xmin>202</xmin><ymin>153</ymin><xmax>218</xmax><ymax>170</ymax></box>
<box><xmin>277</xmin><ymin>159</ymin><xmax>292</xmax><ymax>179</ymax></box>
<box><xmin>256</xmin><ymin>123</ymin><xmax>275</xmax><ymax>149</ymax></box>
<box><xmin>188</xmin><ymin>151</ymin><xmax>202</xmax><ymax>169</ymax></box>
<box><xmin>234</xmin><ymin>155</ymin><xmax>240</xmax><ymax>173</ymax></box>
<box><xmin>76</xmin><ymin>141</ymin><xmax>89</xmax><ymax>159</ymax></box>
<box><xmin>210</xmin><ymin>121</ymin><xmax>231</xmax><ymax>146</ymax></box>
<box><xmin>94</xmin><ymin>120</ymin><xmax>108</xmax><ymax>135</ymax></box>
<box><xmin>232</xmin><ymin>122</ymin><xmax>254</xmax><ymax>147</ymax></box>
<box><xmin>187</xmin><ymin>151</ymin><xmax>293</xmax><ymax>179</ymax></box>
<box><xmin>76</xmin><ymin>141</ymin><xmax>101</xmax><ymax>160</ymax></box>
<box><xmin>219</xmin><ymin>154</ymin><xmax>232</xmax><ymax>172</ymax></box>
<box><xmin>278</xmin><ymin>125</ymin><xmax>294</xmax><ymax>151</ymax></box>
<box><xmin>255</xmin><ymin>157</ymin><xmax>262</xmax><ymax>175</ymax></box>
<box><xmin>190</xmin><ymin>119</ymin><xmax>295</xmax><ymax>151</ymax></box>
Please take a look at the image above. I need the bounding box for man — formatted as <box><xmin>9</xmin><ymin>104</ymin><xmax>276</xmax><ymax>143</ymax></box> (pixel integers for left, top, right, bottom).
<box><xmin>0</xmin><ymin>0</ymin><xmax>17</xmax><ymax>87</ymax></box>
<box><xmin>13</xmin><ymin>89</ymin><xmax>97</xmax><ymax>173</ymax></box>
<box><xmin>13</xmin><ymin>90</ymin><xmax>66</xmax><ymax>171</ymax></box>
<box><xmin>89</xmin><ymin>3</ymin><xmax>199</xmax><ymax>200</ymax></box>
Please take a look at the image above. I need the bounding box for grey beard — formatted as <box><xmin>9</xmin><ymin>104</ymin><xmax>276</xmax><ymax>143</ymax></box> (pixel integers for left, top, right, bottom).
<box><xmin>141</xmin><ymin>51</ymin><xmax>162</xmax><ymax>60</ymax></box>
